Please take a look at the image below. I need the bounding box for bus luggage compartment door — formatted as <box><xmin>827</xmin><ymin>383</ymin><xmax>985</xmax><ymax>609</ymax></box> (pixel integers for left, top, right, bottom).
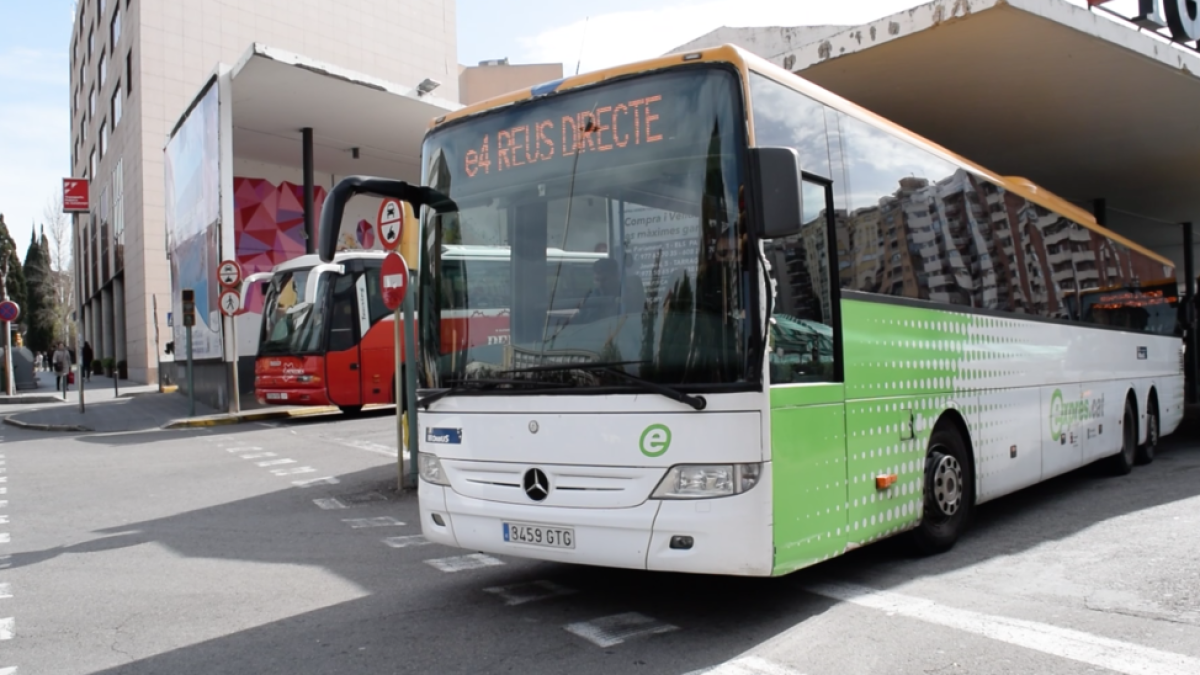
<box><xmin>325</xmin><ymin>272</ymin><xmax>364</xmax><ymax>408</ymax></box>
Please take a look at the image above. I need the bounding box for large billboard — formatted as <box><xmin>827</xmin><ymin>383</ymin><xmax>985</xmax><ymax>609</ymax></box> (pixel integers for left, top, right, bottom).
<box><xmin>165</xmin><ymin>81</ymin><xmax>223</xmax><ymax>359</ymax></box>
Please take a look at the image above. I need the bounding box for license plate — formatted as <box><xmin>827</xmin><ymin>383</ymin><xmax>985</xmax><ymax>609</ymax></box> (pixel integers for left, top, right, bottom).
<box><xmin>503</xmin><ymin>522</ymin><xmax>575</xmax><ymax>549</ymax></box>
<box><xmin>266</xmin><ymin>392</ymin><xmax>288</xmax><ymax>401</ymax></box>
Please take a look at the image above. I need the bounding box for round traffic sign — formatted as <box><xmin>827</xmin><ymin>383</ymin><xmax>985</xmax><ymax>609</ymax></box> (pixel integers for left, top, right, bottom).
<box><xmin>377</xmin><ymin>198</ymin><xmax>404</xmax><ymax>248</ymax></box>
<box><xmin>218</xmin><ymin>260</ymin><xmax>243</xmax><ymax>288</ymax></box>
<box><xmin>380</xmin><ymin>251</ymin><xmax>410</xmax><ymax>311</ymax></box>
<box><xmin>219</xmin><ymin>289</ymin><xmax>242</xmax><ymax>317</ymax></box>
<box><xmin>0</xmin><ymin>300</ymin><xmax>18</xmax><ymax>323</ymax></box>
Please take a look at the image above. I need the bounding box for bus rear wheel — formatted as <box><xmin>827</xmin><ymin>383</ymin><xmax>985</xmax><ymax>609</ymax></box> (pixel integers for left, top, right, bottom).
<box><xmin>339</xmin><ymin>405</ymin><xmax>364</xmax><ymax>417</ymax></box>
<box><xmin>1135</xmin><ymin>397</ymin><xmax>1158</xmax><ymax>466</ymax></box>
<box><xmin>1107</xmin><ymin>397</ymin><xmax>1137</xmax><ymax>476</ymax></box>
<box><xmin>910</xmin><ymin>426</ymin><xmax>973</xmax><ymax>555</ymax></box>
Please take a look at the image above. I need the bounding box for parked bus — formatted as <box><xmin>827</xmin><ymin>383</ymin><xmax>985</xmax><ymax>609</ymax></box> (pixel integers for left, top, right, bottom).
<box><xmin>253</xmin><ymin>247</ymin><xmax>601</xmax><ymax>412</ymax></box>
<box><xmin>319</xmin><ymin>45</ymin><xmax>1184</xmax><ymax>576</ymax></box>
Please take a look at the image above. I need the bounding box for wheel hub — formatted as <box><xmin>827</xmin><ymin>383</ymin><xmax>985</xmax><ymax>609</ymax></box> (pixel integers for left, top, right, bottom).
<box><xmin>931</xmin><ymin>453</ymin><xmax>963</xmax><ymax>517</ymax></box>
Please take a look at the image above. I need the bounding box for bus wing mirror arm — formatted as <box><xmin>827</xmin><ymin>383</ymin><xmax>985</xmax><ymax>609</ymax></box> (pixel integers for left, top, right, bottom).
<box><xmin>747</xmin><ymin>147</ymin><xmax>803</xmax><ymax>240</ymax></box>
<box><xmin>318</xmin><ymin>176</ymin><xmax>459</xmax><ymax>262</ymax></box>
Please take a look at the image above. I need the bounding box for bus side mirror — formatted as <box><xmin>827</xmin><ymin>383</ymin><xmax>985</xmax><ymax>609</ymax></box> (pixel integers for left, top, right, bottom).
<box><xmin>748</xmin><ymin>147</ymin><xmax>803</xmax><ymax>240</ymax></box>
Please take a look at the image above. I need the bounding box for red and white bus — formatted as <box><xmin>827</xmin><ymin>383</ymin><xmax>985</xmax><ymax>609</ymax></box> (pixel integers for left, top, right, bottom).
<box><xmin>253</xmin><ymin>246</ymin><xmax>602</xmax><ymax>412</ymax></box>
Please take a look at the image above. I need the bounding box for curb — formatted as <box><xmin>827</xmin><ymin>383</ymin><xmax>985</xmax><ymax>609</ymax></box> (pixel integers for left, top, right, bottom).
<box><xmin>0</xmin><ymin>395</ymin><xmax>71</xmax><ymax>405</ymax></box>
<box><xmin>161</xmin><ymin>405</ymin><xmax>339</xmax><ymax>429</ymax></box>
<box><xmin>3</xmin><ymin>416</ymin><xmax>92</xmax><ymax>432</ymax></box>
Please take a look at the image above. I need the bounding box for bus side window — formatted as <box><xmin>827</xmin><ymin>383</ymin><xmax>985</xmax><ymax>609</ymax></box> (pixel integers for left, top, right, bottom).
<box><xmin>328</xmin><ymin>273</ymin><xmax>359</xmax><ymax>352</ymax></box>
<box><xmin>363</xmin><ymin>267</ymin><xmax>393</xmax><ymax>324</ymax></box>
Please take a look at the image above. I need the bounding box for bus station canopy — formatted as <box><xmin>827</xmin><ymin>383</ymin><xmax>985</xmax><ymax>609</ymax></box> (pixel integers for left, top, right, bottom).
<box><xmin>689</xmin><ymin>0</ymin><xmax>1200</xmax><ymax>268</ymax></box>
<box><xmin>228</xmin><ymin>45</ymin><xmax>460</xmax><ymax>183</ymax></box>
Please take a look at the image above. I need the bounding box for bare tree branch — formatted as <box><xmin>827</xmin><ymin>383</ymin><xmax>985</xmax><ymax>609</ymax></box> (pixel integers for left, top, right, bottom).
<box><xmin>42</xmin><ymin>193</ymin><xmax>76</xmax><ymax>345</ymax></box>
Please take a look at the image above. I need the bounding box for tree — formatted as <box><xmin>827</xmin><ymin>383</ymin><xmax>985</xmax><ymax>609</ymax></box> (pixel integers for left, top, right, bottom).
<box><xmin>23</xmin><ymin>229</ymin><xmax>56</xmax><ymax>353</ymax></box>
<box><xmin>41</xmin><ymin>195</ymin><xmax>74</xmax><ymax>346</ymax></box>
<box><xmin>0</xmin><ymin>214</ymin><xmax>28</xmax><ymax>317</ymax></box>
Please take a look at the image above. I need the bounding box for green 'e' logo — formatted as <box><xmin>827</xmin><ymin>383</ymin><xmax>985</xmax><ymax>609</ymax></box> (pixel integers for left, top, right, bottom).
<box><xmin>1050</xmin><ymin>388</ymin><xmax>1065</xmax><ymax>442</ymax></box>
<box><xmin>640</xmin><ymin>424</ymin><xmax>671</xmax><ymax>457</ymax></box>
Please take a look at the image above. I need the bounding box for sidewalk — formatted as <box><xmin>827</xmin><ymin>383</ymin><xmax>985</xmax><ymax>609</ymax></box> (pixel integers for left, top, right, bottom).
<box><xmin>2</xmin><ymin>370</ymin><xmax>348</xmax><ymax>432</ymax></box>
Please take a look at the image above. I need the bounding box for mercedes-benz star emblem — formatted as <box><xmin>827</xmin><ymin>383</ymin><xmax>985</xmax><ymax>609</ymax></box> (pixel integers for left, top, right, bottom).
<box><xmin>528</xmin><ymin>420</ymin><xmax>539</xmax><ymax>434</ymax></box>
<box><xmin>523</xmin><ymin>468</ymin><xmax>550</xmax><ymax>502</ymax></box>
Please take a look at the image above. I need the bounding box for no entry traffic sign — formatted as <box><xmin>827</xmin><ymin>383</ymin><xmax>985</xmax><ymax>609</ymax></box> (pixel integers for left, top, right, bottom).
<box><xmin>377</xmin><ymin>199</ymin><xmax>404</xmax><ymax>249</ymax></box>
<box><xmin>217</xmin><ymin>259</ymin><xmax>242</xmax><ymax>288</ymax></box>
<box><xmin>0</xmin><ymin>300</ymin><xmax>19</xmax><ymax>323</ymax></box>
<box><xmin>381</xmin><ymin>251</ymin><xmax>409</xmax><ymax>311</ymax></box>
<box><xmin>219</xmin><ymin>289</ymin><xmax>242</xmax><ymax>317</ymax></box>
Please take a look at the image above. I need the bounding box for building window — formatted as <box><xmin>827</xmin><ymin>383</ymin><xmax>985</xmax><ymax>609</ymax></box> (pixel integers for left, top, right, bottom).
<box><xmin>99</xmin><ymin>0</ymin><xmax>106</xmax><ymax>15</ymax></box>
<box><xmin>99</xmin><ymin>120</ymin><xmax>107</xmax><ymax>159</ymax></box>
<box><xmin>111</xmin><ymin>82</ymin><xmax>122</xmax><ymax>126</ymax></box>
<box><xmin>99</xmin><ymin>51</ymin><xmax>106</xmax><ymax>87</ymax></box>
<box><xmin>89</xmin><ymin>148</ymin><xmax>96</xmax><ymax>178</ymax></box>
<box><xmin>125</xmin><ymin>49</ymin><xmax>132</xmax><ymax>95</ymax></box>
<box><xmin>89</xmin><ymin>86</ymin><xmax>96</xmax><ymax>117</ymax></box>
<box><xmin>110</xmin><ymin>6</ymin><xmax>120</xmax><ymax>45</ymax></box>
<box><xmin>81</xmin><ymin>117</ymin><xmax>87</xmax><ymax>142</ymax></box>
<box><xmin>88</xmin><ymin>28</ymin><xmax>94</xmax><ymax>58</ymax></box>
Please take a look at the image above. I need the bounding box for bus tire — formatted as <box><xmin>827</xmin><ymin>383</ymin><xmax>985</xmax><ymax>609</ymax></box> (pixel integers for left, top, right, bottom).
<box><xmin>339</xmin><ymin>405</ymin><xmax>364</xmax><ymax>416</ymax></box>
<box><xmin>910</xmin><ymin>425</ymin><xmax>973</xmax><ymax>555</ymax></box>
<box><xmin>1107</xmin><ymin>396</ymin><xmax>1137</xmax><ymax>476</ymax></box>
<box><xmin>1135</xmin><ymin>395</ymin><xmax>1158</xmax><ymax>466</ymax></box>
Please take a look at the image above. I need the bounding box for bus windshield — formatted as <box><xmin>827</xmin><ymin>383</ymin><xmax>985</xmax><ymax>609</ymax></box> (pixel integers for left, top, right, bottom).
<box><xmin>259</xmin><ymin>268</ymin><xmax>328</xmax><ymax>356</ymax></box>
<box><xmin>419</xmin><ymin>66</ymin><xmax>752</xmax><ymax>392</ymax></box>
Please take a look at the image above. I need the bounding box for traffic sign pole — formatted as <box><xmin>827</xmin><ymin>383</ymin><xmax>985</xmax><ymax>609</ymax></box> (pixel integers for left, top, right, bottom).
<box><xmin>217</xmin><ymin>265</ymin><xmax>242</xmax><ymax>415</ymax></box>
<box><xmin>403</xmin><ymin>270</ymin><xmax>419</xmax><ymax>489</ymax></box>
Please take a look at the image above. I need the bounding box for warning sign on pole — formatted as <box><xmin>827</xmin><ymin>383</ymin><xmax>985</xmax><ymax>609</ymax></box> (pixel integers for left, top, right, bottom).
<box><xmin>217</xmin><ymin>260</ymin><xmax>243</xmax><ymax>288</ymax></box>
<box><xmin>377</xmin><ymin>199</ymin><xmax>404</xmax><ymax>248</ymax></box>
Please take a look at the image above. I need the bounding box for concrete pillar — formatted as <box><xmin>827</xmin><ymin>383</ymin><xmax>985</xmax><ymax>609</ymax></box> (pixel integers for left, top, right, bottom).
<box><xmin>113</xmin><ymin>276</ymin><xmax>127</xmax><ymax>364</ymax></box>
<box><xmin>100</xmin><ymin>286</ymin><xmax>114</xmax><ymax>360</ymax></box>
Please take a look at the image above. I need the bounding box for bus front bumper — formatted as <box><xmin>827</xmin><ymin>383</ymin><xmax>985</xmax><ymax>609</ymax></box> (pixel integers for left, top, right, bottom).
<box><xmin>419</xmin><ymin>469</ymin><xmax>773</xmax><ymax>576</ymax></box>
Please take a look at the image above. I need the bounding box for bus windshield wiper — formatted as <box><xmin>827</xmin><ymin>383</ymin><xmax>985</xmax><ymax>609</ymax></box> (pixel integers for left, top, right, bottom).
<box><xmin>417</xmin><ymin>378</ymin><xmax>572</xmax><ymax>408</ymax></box>
<box><xmin>501</xmin><ymin>361</ymin><xmax>707</xmax><ymax>411</ymax></box>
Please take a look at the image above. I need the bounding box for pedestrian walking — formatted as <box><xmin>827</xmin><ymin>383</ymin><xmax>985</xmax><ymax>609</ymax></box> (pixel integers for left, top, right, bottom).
<box><xmin>52</xmin><ymin>342</ymin><xmax>71</xmax><ymax>394</ymax></box>
<box><xmin>82</xmin><ymin>341</ymin><xmax>94</xmax><ymax>381</ymax></box>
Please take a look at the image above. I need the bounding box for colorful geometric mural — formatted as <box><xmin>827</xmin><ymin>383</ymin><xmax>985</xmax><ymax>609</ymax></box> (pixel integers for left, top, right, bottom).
<box><xmin>234</xmin><ymin>177</ymin><xmax>327</xmax><ymax>313</ymax></box>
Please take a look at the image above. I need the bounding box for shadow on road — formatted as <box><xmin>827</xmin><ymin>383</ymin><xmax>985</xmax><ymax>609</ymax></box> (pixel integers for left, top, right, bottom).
<box><xmin>15</xmin><ymin>418</ymin><xmax>1199</xmax><ymax>674</ymax></box>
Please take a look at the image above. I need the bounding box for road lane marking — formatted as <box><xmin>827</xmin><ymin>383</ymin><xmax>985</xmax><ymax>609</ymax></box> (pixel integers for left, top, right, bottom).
<box><xmin>0</xmin><ymin>583</ymin><xmax>9</xmax><ymax>599</ymax></box>
<box><xmin>809</xmin><ymin>582</ymin><xmax>1200</xmax><ymax>675</ymax></box>
<box><xmin>224</xmin><ymin>446</ymin><xmax>262</xmax><ymax>452</ymax></box>
<box><xmin>0</xmin><ymin>666</ymin><xmax>14</xmax><ymax>674</ymax></box>
<box><xmin>312</xmin><ymin>498</ymin><xmax>347</xmax><ymax>510</ymax></box>
<box><xmin>382</xmin><ymin>535</ymin><xmax>431</xmax><ymax>548</ymax></box>
<box><xmin>0</xmin><ymin>534</ymin><xmax>8</xmax><ymax>544</ymax></box>
<box><xmin>271</xmin><ymin>467</ymin><xmax>316</xmax><ymax>476</ymax></box>
<box><xmin>684</xmin><ymin>656</ymin><xmax>807</xmax><ymax>675</ymax></box>
<box><xmin>342</xmin><ymin>516</ymin><xmax>404</xmax><ymax>528</ymax></box>
<box><xmin>0</xmin><ymin>556</ymin><xmax>9</xmax><ymax>569</ymax></box>
<box><xmin>483</xmin><ymin>580</ymin><xmax>577</xmax><ymax>606</ymax></box>
<box><xmin>256</xmin><ymin>459</ymin><xmax>296</xmax><ymax>467</ymax></box>
<box><xmin>238</xmin><ymin>452</ymin><xmax>276</xmax><ymax>459</ymax></box>
<box><xmin>0</xmin><ymin>617</ymin><xmax>11</xmax><ymax>639</ymax></box>
<box><xmin>0</xmin><ymin>517</ymin><xmax>7</xmax><ymax>525</ymax></box>
<box><xmin>565</xmin><ymin>612</ymin><xmax>678</xmax><ymax>648</ymax></box>
<box><xmin>0</xmin><ymin>501</ymin><xmax>7</xmax><ymax>508</ymax></box>
<box><xmin>425</xmin><ymin>553</ymin><xmax>505</xmax><ymax>573</ymax></box>
<box><xmin>330</xmin><ymin>438</ymin><xmax>397</xmax><ymax>458</ymax></box>
<box><xmin>0</xmin><ymin>488</ymin><xmax>6</xmax><ymax>495</ymax></box>
<box><xmin>293</xmin><ymin>477</ymin><xmax>340</xmax><ymax>487</ymax></box>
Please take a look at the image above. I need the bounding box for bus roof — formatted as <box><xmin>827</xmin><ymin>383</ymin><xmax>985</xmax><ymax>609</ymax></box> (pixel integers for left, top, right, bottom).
<box><xmin>430</xmin><ymin>44</ymin><xmax>1172</xmax><ymax>269</ymax></box>
<box><xmin>272</xmin><ymin>250</ymin><xmax>389</xmax><ymax>273</ymax></box>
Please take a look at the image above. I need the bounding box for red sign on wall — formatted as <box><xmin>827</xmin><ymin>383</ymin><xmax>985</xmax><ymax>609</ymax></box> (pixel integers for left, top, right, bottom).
<box><xmin>63</xmin><ymin>178</ymin><xmax>90</xmax><ymax>213</ymax></box>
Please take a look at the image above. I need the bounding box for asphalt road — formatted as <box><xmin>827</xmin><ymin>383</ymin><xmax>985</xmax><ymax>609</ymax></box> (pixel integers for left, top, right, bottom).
<box><xmin>1</xmin><ymin>409</ymin><xmax>1198</xmax><ymax>675</ymax></box>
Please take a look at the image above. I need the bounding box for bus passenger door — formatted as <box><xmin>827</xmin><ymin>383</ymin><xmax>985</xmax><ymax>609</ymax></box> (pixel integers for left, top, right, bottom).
<box><xmin>766</xmin><ymin>177</ymin><xmax>848</xmax><ymax>574</ymax></box>
<box><xmin>325</xmin><ymin>272</ymin><xmax>363</xmax><ymax>408</ymax></box>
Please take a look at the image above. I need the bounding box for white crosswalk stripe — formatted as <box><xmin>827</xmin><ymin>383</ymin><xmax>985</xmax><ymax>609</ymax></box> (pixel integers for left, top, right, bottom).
<box><xmin>483</xmin><ymin>580</ymin><xmax>576</xmax><ymax>606</ymax></box>
<box><xmin>0</xmin><ymin>617</ymin><xmax>12</xmax><ymax>640</ymax></box>
<box><xmin>565</xmin><ymin>612</ymin><xmax>678</xmax><ymax>648</ymax></box>
<box><xmin>312</xmin><ymin>498</ymin><xmax>347</xmax><ymax>510</ymax></box>
<box><xmin>237</xmin><ymin>452</ymin><xmax>276</xmax><ymax>459</ymax></box>
<box><xmin>425</xmin><ymin>553</ymin><xmax>505</xmax><ymax>573</ymax></box>
<box><xmin>256</xmin><ymin>459</ymin><xmax>295</xmax><ymax>467</ymax></box>
<box><xmin>293</xmin><ymin>477</ymin><xmax>340</xmax><ymax>487</ymax></box>
<box><xmin>342</xmin><ymin>517</ymin><xmax>404</xmax><ymax>529</ymax></box>
<box><xmin>382</xmin><ymin>535</ymin><xmax>431</xmax><ymax>548</ymax></box>
<box><xmin>684</xmin><ymin>656</ymin><xmax>807</xmax><ymax>675</ymax></box>
<box><xmin>271</xmin><ymin>466</ymin><xmax>316</xmax><ymax>476</ymax></box>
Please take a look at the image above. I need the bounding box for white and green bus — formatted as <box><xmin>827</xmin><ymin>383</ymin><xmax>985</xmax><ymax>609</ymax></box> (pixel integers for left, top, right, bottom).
<box><xmin>320</xmin><ymin>45</ymin><xmax>1184</xmax><ymax>576</ymax></box>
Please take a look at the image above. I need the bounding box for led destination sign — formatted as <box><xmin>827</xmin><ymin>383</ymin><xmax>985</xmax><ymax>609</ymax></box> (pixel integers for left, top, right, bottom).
<box><xmin>464</xmin><ymin>95</ymin><xmax>667</xmax><ymax>178</ymax></box>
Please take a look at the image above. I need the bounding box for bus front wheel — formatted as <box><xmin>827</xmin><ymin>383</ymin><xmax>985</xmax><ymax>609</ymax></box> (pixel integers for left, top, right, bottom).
<box><xmin>339</xmin><ymin>405</ymin><xmax>364</xmax><ymax>417</ymax></box>
<box><xmin>911</xmin><ymin>426</ymin><xmax>973</xmax><ymax>555</ymax></box>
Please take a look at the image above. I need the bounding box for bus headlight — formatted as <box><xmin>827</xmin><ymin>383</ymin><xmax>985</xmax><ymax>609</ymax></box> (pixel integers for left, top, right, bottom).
<box><xmin>651</xmin><ymin>463</ymin><xmax>762</xmax><ymax>499</ymax></box>
<box><xmin>418</xmin><ymin>452</ymin><xmax>450</xmax><ymax>486</ymax></box>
